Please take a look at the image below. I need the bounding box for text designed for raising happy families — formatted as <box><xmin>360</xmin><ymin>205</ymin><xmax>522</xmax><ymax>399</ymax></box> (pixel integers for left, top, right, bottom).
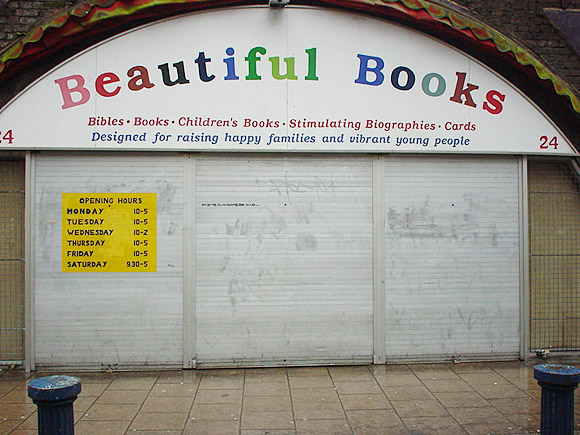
<box><xmin>87</xmin><ymin>115</ymin><xmax>476</xmax><ymax>149</ymax></box>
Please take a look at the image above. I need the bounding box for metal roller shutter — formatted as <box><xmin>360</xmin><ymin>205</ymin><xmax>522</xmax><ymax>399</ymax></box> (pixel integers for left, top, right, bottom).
<box><xmin>34</xmin><ymin>153</ymin><xmax>184</xmax><ymax>369</ymax></box>
<box><xmin>383</xmin><ymin>156</ymin><xmax>520</xmax><ymax>362</ymax></box>
<box><xmin>194</xmin><ymin>154</ymin><xmax>373</xmax><ymax>366</ymax></box>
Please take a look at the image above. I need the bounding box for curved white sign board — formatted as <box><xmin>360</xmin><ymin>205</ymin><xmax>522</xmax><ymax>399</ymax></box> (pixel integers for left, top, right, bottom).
<box><xmin>0</xmin><ymin>7</ymin><xmax>576</xmax><ymax>154</ymax></box>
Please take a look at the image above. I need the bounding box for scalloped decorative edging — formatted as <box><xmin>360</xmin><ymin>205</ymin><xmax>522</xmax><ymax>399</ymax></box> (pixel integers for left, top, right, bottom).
<box><xmin>380</xmin><ymin>0</ymin><xmax>580</xmax><ymax>113</ymax></box>
<box><xmin>0</xmin><ymin>0</ymin><xmax>579</xmax><ymax>114</ymax></box>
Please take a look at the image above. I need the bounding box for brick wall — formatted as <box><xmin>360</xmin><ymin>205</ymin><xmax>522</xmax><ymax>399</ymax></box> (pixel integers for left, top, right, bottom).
<box><xmin>0</xmin><ymin>1</ymin><xmax>77</xmax><ymax>48</ymax></box>
<box><xmin>461</xmin><ymin>0</ymin><xmax>580</xmax><ymax>92</ymax></box>
<box><xmin>0</xmin><ymin>0</ymin><xmax>579</xmax><ymax>92</ymax></box>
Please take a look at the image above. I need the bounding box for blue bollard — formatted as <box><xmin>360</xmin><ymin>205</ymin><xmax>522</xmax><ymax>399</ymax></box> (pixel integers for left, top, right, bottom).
<box><xmin>534</xmin><ymin>364</ymin><xmax>580</xmax><ymax>435</ymax></box>
<box><xmin>28</xmin><ymin>375</ymin><xmax>82</xmax><ymax>435</ymax></box>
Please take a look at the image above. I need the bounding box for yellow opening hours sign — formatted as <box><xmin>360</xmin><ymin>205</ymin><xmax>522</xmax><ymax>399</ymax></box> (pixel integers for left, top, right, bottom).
<box><xmin>62</xmin><ymin>193</ymin><xmax>157</xmax><ymax>272</ymax></box>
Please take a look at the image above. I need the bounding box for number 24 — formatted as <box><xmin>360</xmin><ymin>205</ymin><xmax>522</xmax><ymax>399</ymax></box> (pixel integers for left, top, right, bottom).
<box><xmin>539</xmin><ymin>136</ymin><xmax>558</xmax><ymax>150</ymax></box>
<box><xmin>0</xmin><ymin>130</ymin><xmax>14</xmax><ymax>144</ymax></box>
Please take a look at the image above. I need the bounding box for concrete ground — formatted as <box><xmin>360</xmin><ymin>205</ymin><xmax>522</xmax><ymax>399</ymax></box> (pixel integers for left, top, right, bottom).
<box><xmin>0</xmin><ymin>361</ymin><xmax>578</xmax><ymax>434</ymax></box>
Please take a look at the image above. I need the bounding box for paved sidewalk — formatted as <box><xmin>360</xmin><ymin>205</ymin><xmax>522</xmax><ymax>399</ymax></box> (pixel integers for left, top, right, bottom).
<box><xmin>0</xmin><ymin>361</ymin><xmax>579</xmax><ymax>434</ymax></box>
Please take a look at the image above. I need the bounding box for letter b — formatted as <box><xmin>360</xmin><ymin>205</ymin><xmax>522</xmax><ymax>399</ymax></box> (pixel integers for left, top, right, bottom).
<box><xmin>54</xmin><ymin>75</ymin><xmax>91</xmax><ymax>110</ymax></box>
<box><xmin>354</xmin><ymin>54</ymin><xmax>385</xmax><ymax>86</ymax></box>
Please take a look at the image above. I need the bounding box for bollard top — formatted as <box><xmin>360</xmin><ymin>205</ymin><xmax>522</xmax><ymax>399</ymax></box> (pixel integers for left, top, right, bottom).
<box><xmin>534</xmin><ymin>364</ymin><xmax>580</xmax><ymax>386</ymax></box>
<box><xmin>28</xmin><ymin>375</ymin><xmax>82</xmax><ymax>402</ymax></box>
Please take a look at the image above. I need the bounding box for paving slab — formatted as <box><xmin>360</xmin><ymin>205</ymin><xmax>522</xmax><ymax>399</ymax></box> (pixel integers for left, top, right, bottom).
<box><xmin>1</xmin><ymin>360</ymin><xmax>578</xmax><ymax>434</ymax></box>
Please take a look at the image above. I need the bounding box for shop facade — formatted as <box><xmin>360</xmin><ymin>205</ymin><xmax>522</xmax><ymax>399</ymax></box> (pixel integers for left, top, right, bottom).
<box><xmin>0</xmin><ymin>1</ymin><xmax>578</xmax><ymax>370</ymax></box>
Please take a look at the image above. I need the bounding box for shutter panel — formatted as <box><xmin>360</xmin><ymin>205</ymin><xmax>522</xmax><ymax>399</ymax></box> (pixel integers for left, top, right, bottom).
<box><xmin>384</xmin><ymin>156</ymin><xmax>520</xmax><ymax>361</ymax></box>
<box><xmin>195</xmin><ymin>154</ymin><xmax>373</xmax><ymax>365</ymax></box>
<box><xmin>35</xmin><ymin>154</ymin><xmax>184</xmax><ymax>368</ymax></box>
